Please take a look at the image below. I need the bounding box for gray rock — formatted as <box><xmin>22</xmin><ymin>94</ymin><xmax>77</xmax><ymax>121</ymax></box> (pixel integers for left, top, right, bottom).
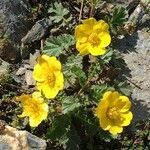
<box><xmin>0</xmin><ymin>0</ymin><xmax>32</xmax><ymax>63</ymax></box>
<box><xmin>0</xmin><ymin>124</ymin><xmax>46</xmax><ymax>150</ymax></box>
<box><xmin>0</xmin><ymin>38</ymin><xmax>21</xmax><ymax>63</ymax></box>
<box><xmin>22</xmin><ymin>18</ymin><xmax>52</xmax><ymax>44</ymax></box>
<box><xmin>27</xmin><ymin>132</ymin><xmax>47</xmax><ymax>150</ymax></box>
<box><xmin>113</xmin><ymin>28</ymin><xmax>150</xmax><ymax>123</ymax></box>
<box><xmin>127</xmin><ymin>3</ymin><xmax>150</xmax><ymax>28</ymax></box>
<box><xmin>0</xmin><ymin>0</ymin><xmax>32</xmax><ymax>44</ymax></box>
<box><xmin>0</xmin><ymin>140</ymin><xmax>11</xmax><ymax>150</ymax></box>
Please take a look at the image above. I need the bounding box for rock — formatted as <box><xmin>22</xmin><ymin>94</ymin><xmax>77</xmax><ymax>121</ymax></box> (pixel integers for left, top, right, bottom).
<box><xmin>16</xmin><ymin>67</ymin><xmax>27</xmax><ymax>76</ymax></box>
<box><xmin>29</xmin><ymin>50</ymin><xmax>40</xmax><ymax>68</ymax></box>
<box><xmin>113</xmin><ymin>28</ymin><xmax>150</xmax><ymax>123</ymax></box>
<box><xmin>0</xmin><ymin>38</ymin><xmax>21</xmax><ymax>63</ymax></box>
<box><xmin>0</xmin><ymin>0</ymin><xmax>32</xmax><ymax>45</ymax></box>
<box><xmin>126</xmin><ymin>3</ymin><xmax>150</xmax><ymax>28</ymax></box>
<box><xmin>106</xmin><ymin>0</ymin><xmax>134</xmax><ymax>7</ymax></box>
<box><xmin>25</xmin><ymin>70</ymin><xmax>36</xmax><ymax>86</ymax></box>
<box><xmin>22</xmin><ymin>18</ymin><xmax>52</xmax><ymax>44</ymax></box>
<box><xmin>0</xmin><ymin>123</ymin><xmax>46</xmax><ymax>150</ymax></box>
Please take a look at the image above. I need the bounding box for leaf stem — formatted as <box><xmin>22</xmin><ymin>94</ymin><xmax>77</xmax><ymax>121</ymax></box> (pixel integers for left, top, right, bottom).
<box><xmin>79</xmin><ymin>0</ymin><xmax>84</xmax><ymax>23</ymax></box>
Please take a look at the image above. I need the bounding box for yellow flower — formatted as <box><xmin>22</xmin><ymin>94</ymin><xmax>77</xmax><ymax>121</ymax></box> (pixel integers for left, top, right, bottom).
<box><xmin>33</xmin><ymin>55</ymin><xmax>64</xmax><ymax>99</ymax></box>
<box><xmin>95</xmin><ymin>91</ymin><xmax>133</xmax><ymax>135</ymax></box>
<box><xmin>17</xmin><ymin>92</ymin><xmax>48</xmax><ymax>127</ymax></box>
<box><xmin>75</xmin><ymin>18</ymin><xmax>111</xmax><ymax>56</ymax></box>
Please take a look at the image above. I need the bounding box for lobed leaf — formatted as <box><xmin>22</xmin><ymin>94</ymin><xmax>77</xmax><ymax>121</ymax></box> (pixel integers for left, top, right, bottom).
<box><xmin>43</xmin><ymin>34</ymin><xmax>75</xmax><ymax>56</ymax></box>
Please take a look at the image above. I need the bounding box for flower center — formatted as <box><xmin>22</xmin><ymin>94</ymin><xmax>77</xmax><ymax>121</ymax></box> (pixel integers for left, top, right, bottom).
<box><xmin>107</xmin><ymin>107</ymin><xmax>119</xmax><ymax>120</ymax></box>
<box><xmin>47</xmin><ymin>72</ymin><xmax>55</xmax><ymax>87</ymax></box>
<box><xmin>88</xmin><ymin>33</ymin><xmax>100</xmax><ymax>45</ymax></box>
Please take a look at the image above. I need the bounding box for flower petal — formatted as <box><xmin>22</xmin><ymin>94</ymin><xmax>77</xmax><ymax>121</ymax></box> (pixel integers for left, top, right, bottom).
<box><xmin>29</xmin><ymin>116</ymin><xmax>42</xmax><ymax>127</ymax></box>
<box><xmin>33</xmin><ymin>62</ymin><xmax>49</xmax><ymax>82</ymax></box>
<box><xmin>109</xmin><ymin>126</ymin><xmax>123</xmax><ymax>135</ymax></box>
<box><xmin>54</xmin><ymin>72</ymin><xmax>64</xmax><ymax>90</ymax></box>
<box><xmin>94</xmin><ymin>20</ymin><xmax>109</xmax><ymax>32</ymax></box>
<box><xmin>41</xmin><ymin>55</ymin><xmax>61</xmax><ymax>72</ymax></box>
<box><xmin>82</xmin><ymin>18</ymin><xmax>97</xmax><ymax>27</ymax></box>
<box><xmin>37</xmin><ymin>82</ymin><xmax>58</xmax><ymax>99</ymax></box>
<box><xmin>99</xmin><ymin>117</ymin><xmax>111</xmax><ymax>130</ymax></box>
<box><xmin>99</xmin><ymin>32</ymin><xmax>111</xmax><ymax>48</ymax></box>
<box><xmin>75</xmin><ymin>25</ymin><xmax>91</xmax><ymax>40</ymax></box>
<box><xmin>118</xmin><ymin>96</ymin><xmax>131</xmax><ymax>112</ymax></box>
<box><xmin>120</xmin><ymin>111</ymin><xmax>133</xmax><ymax>126</ymax></box>
<box><xmin>88</xmin><ymin>44</ymin><xmax>106</xmax><ymax>56</ymax></box>
<box><xmin>76</xmin><ymin>41</ymin><xmax>90</xmax><ymax>55</ymax></box>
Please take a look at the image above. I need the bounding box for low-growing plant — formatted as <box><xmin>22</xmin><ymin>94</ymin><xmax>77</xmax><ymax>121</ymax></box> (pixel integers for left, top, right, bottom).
<box><xmin>12</xmin><ymin>1</ymin><xmax>136</xmax><ymax>149</ymax></box>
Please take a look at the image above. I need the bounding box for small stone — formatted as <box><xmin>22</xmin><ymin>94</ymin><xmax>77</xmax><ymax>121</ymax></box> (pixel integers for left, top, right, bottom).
<box><xmin>16</xmin><ymin>67</ymin><xmax>27</xmax><ymax>76</ymax></box>
<box><xmin>22</xmin><ymin>18</ymin><xmax>52</xmax><ymax>44</ymax></box>
<box><xmin>25</xmin><ymin>70</ymin><xmax>36</xmax><ymax>86</ymax></box>
<box><xmin>29</xmin><ymin>50</ymin><xmax>40</xmax><ymax>68</ymax></box>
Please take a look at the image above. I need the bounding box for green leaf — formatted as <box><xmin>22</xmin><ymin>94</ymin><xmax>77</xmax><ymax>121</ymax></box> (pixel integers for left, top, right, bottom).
<box><xmin>100</xmin><ymin>50</ymin><xmax>113</xmax><ymax>64</ymax></box>
<box><xmin>46</xmin><ymin>115</ymin><xmax>70</xmax><ymax>140</ymax></box>
<box><xmin>71</xmin><ymin>66</ymin><xmax>87</xmax><ymax>87</ymax></box>
<box><xmin>63</xmin><ymin>55</ymin><xmax>84</xmax><ymax>88</ymax></box>
<box><xmin>48</xmin><ymin>2</ymin><xmax>74</xmax><ymax>28</ymax></box>
<box><xmin>115</xmin><ymin>81</ymin><xmax>132</xmax><ymax>96</ymax></box>
<box><xmin>43</xmin><ymin>34</ymin><xmax>75</xmax><ymax>56</ymax></box>
<box><xmin>60</xmin><ymin>125</ymin><xmax>81</xmax><ymax>150</ymax></box>
<box><xmin>111</xmin><ymin>7</ymin><xmax>128</xmax><ymax>26</ymax></box>
<box><xmin>90</xmin><ymin>84</ymin><xmax>114</xmax><ymax>102</ymax></box>
<box><xmin>109</xmin><ymin>7</ymin><xmax>128</xmax><ymax>34</ymax></box>
<box><xmin>62</xmin><ymin>96</ymin><xmax>81</xmax><ymax>114</ymax></box>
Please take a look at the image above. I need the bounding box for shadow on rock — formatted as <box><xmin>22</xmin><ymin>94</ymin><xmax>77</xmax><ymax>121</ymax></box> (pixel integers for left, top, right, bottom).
<box><xmin>131</xmin><ymin>98</ymin><xmax>150</xmax><ymax>126</ymax></box>
<box><xmin>112</xmin><ymin>32</ymin><xmax>139</xmax><ymax>53</ymax></box>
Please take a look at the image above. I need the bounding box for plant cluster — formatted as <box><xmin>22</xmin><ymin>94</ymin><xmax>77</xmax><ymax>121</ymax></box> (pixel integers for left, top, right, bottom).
<box><xmin>8</xmin><ymin>0</ymin><xmax>135</xmax><ymax>149</ymax></box>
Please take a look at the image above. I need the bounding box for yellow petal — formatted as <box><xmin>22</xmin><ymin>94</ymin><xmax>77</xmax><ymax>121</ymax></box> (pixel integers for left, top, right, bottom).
<box><xmin>33</xmin><ymin>64</ymin><xmax>48</xmax><ymax>82</ymax></box>
<box><xmin>54</xmin><ymin>72</ymin><xmax>64</xmax><ymax>90</ymax></box>
<box><xmin>96</xmin><ymin>99</ymin><xmax>108</xmax><ymax>118</ymax></box>
<box><xmin>29</xmin><ymin>116</ymin><xmax>42</xmax><ymax>127</ymax></box>
<box><xmin>82</xmin><ymin>18</ymin><xmax>97</xmax><ymax>27</ymax></box>
<box><xmin>75</xmin><ymin>25</ymin><xmax>91</xmax><ymax>40</ymax></box>
<box><xmin>120</xmin><ymin>111</ymin><xmax>133</xmax><ymax>126</ymax></box>
<box><xmin>99</xmin><ymin>32</ymin><xmax>111</xmax><ymax>48</ymax></box>
<box><xmin>109</xmin><ymin>126</ymin><xmax>123</xmax><ymax>135</ymax></box>
<box><xmin>32</xmin><ymin>91</ymin><xmax>43</xmax><ymax>102</ymax></box>
<box><xmin>118</xmin><ymin>96</ymin><xmax>131</xmax><ymax>112</ymax></box>
<box><xmin>37</xmin><ymin>82</ymin><xmax>58</xmax><ymax>99</ymax></box>
<box><xmin>76</xmin><ymin>41</ymin><xmax>90</xmax><ymax>55</ymax></box>
<box><xmin>94</xmin><ymin>20</ymin><xmax>109</xmax><ymax>32</ymax></box>
<box><xmin>88</xmin><ymin>44</ymin><xmax>106</xmax><ymax>56</ymax></box>
<box><xmin>109</xmin><ymin>91</ymin><xmax>120</xmax><ymax>107</ymax></box>
<box><xmin>99</xmin><ymin>117</ymin><xmax>111</xmax><ymax>131</ymax></box>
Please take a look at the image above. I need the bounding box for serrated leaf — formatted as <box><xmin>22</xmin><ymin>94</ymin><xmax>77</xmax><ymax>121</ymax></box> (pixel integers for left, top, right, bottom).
<box><xmin>111</xmin><ymin>7</ymin><xmax>128</xmax><ymax>25</ymax></box>
<box><xmin>43</xmin><ymin>34</ymin><xmax>75</xmax><ymax>56</ymax></box>
<box><xmin>48</xmin><ymin>2</ymin><xmax>74</xmax><ymax>28</ymax></box>
<box><xmin>46</xmin><ymin>115</ymin><xmax>70</xmax><ymax>140</ymax></box>
<box><xmin>100</xmin><ymin>50</ymin><xmax>113</xmax><ymax>64</ymax></box>
<box><xmin>60</xmin><ymin>125</ymin><xmax>81</xmax><ymax>150</ymax></box>
<box><xmin>63</xmin><ymin>55</ymin><xmax>83</xmax><ymax>88</ymax></box>
<box><xmin>115</xmin><ymin>81</ymin><xmax>132</xmax><ymax>96</ymax></box>
<box><xmin>90</xmin><ymin>84</ymin><xmax>114</xmax><ymax>102</ymax></box>
<box><xmin>62</xmin><ymin>96</ymin><xmax>81</xmax><ymax>114</ymax></box>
